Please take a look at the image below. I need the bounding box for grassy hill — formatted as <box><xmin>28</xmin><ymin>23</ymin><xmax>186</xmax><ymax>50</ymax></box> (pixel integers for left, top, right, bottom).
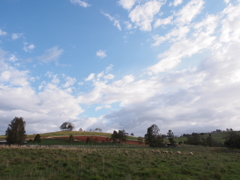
<box><xmin>0</xmin><ymin>131</ymin><xmax>139</xmax><ymax>141</ymax></box>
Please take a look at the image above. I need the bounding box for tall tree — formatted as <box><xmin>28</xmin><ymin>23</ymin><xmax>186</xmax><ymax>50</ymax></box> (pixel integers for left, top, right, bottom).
<box><xmin>145</xmin><ymin>124</ymin><xmax>163</xmax><ymax>147</ymax></box>
<box><xmin>34</xmin><ymin>134</ymin><xmax>41</xmax><ymax>143</ymax></box>
<box><xmin>167</xmin><ymin>129</ymin><xmax>176</xmax><ymax>144</ymax></box>
<box><xmin>60</xmin><ymin>122</ymin><xmax>75</xmax><ymax>131</ymax></box>
<box><xmin>6</xmin><ymin>117</ymin><xmax>26</xmax><ymax>145</ymax></box>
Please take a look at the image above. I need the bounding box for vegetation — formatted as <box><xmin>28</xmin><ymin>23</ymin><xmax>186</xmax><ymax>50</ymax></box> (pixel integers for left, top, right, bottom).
<box><xmin>1</xmin><ymin>146</ymin><xmax>240</xmax><ymax>180</ymax></box>
<box><xmin>224</xmin><ymin>131</ymin><xmax>240</xmax><ymax>149</ymax></box>
<box><xmin>145</xmin><ymin>124</ymin><xmax>164</xmax><ymax>147</ymax></box>
<box><xmin>5</xmin><ymin>117</ymin><xmax>26</xmax><ymax>145</ymax></box>
<box><xmin>111</xmin><ymin>130</ymin><xmax>128</xmax><ymax>143</ymax></box>
<box><xmin>59</xmin><ymin>122</ymin><xmax>75</xmax><ymax>131</ymax></box>
<box><xmin>34</xmin><ymin>134</ymin><xmax>41</xmax><ymax>143</ymax></box>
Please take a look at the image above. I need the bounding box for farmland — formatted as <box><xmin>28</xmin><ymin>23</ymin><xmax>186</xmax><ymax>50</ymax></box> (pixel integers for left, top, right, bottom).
<box><xmin>0</xmin><ymin>145</ymin><xmax>240</xmax><ymax>180</ymax></box>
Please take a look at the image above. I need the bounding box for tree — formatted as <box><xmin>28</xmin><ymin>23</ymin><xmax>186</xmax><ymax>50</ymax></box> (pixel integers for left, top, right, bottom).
<box><xmin>69</xmin><ymin>134</ymin><xmax>74</xmax><ymax>143</ymax></box>
<box><xmin>111</xmin><ymin>130</ymin><xmax>128</xmax><ymax>143</ymax></box>
<box><xmin>79</xmin><ymin>128</ymin><xmax>83</xmax><ymax>132</ymax></box>
<box><xmin>167</xmin><ymin>129</ymin><xmax>176</xmax><ymax>144</ymax></box>
<box><xmin>6</xmin><ymin>117</ymin><xmax>26</xmax><ymax>145</ymax></box>
<box><xmin>95</xmin><ymin>128</ymin><xmax>102</xmax><ymax>132</ymax></box>
<box><xmin>34</xmin><ymin>134</ymin><xmax>41</xmax><ymax>143</ymax></box>
<box><xmin>60</xmin><ymin>122</ymin><xmax>75</xmax><ymax>131</ymax></box>
<box><xmin>130</xmin><ymin>133</ymin><xmax>134</xmax><ymax>136</ymax></box>
<box><xmin>144</xmin><ymin>124</ymin><xmax>164</xmax><ymax>147</ymax></box>
<box><xmin>205</xmin><ymin>134</ymin><xmax>214</xmax><ymax>147</ymax></box>
<box><xmin>224</xmin><ymin>132</ymin><xmax>240</xmax><ymax>149</ymax></box>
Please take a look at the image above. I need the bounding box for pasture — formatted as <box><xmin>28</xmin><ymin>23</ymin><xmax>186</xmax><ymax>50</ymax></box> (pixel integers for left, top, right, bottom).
<box><xmin>0</xmin><ymin>145</ymin><xmax>240</xmax><ymax>180</ymax></box>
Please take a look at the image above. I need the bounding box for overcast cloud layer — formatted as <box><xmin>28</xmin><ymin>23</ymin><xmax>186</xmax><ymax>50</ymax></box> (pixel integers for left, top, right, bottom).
<box><xmin>0</xmin><ymin>0</ymin><xmax>240</xmax><ymax>136</ymax></box>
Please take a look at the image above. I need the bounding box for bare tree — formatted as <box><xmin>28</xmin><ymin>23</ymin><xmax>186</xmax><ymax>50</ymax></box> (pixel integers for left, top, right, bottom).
<box><xmin>79</xmin><ymin>128</ymin><xmax>83</xmax><ymax>132</ymax></box>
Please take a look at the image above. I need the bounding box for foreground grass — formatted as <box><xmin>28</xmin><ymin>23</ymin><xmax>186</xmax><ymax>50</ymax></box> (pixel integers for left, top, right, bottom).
<box><xmin>0</xmin><ymin>145</ymin><xmax>240</xmax><ymax>180</ymax></box>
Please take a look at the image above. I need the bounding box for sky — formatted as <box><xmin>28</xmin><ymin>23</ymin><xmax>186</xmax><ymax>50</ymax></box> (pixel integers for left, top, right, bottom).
<box><xmin>1</xmin><ymin>0</ymin><xmax>240</xmax><ymax>136</ymax></box>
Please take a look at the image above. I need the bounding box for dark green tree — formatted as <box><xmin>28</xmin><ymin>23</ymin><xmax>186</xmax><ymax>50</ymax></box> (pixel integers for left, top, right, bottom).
<box><xmin>6</xmin><ymin>117</ymin><xmax>26</xmax><ymax>145</ymax></box>
<box><xmin>167</xmin><ymin>129</ymin><xmax>176</xmax><ymax>144</ymax></box>
<box><xmin>60</xmin><ymin>122</ymin><xmax>75</xmax><ymax>131</ymax></box>
<box><xmin>224</xmin><ymin>132</ymin><xmax>240</xmax><ymax>149</ymax></box>
<box><xmin>144</xmin><ymin>124</ymin><xmax>164</xmax><ymax>147</ymax></box>
<box><xmin>34</xmin><ymin>134</ymin><xmax>41</xmax><ymax>143</ymax></box>
<box><xmin>206</xmin><ymin>134</ymin><xmax>214</xmax><ymax>147</ymax></box>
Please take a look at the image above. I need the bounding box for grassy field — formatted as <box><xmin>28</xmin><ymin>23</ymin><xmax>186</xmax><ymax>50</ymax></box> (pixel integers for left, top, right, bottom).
<box><xmin>0</xmin><ymin>145</ymin><xmax>240</xmax><ymax>180</ymax></box>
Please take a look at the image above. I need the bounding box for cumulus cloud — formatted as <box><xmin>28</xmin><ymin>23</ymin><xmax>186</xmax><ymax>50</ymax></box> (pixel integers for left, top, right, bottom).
<box><xmin>12</xmin><ymin>33</ymin><xmax>23</xmax><ymax>40</ymax></box>
<box><xmin>70</xmin><ymin>0</ymin><xmax>91</xmax><ymax>8</ymax></box>
<box><xmin>96</xmin><ymin>50</ymin><xmax>107</xmax><ymax>59</ymax></box>
<box><xmin>102</xmin><ymin>12</ymin><xmax>122</xmax><ymax>30</ymax></box>
<box><xmin>129</xmin><ymin>0</ymin><xmax>162</xmax><ymax>31</ymax></box>
<box><xmin>118</xmin><ymin>0</ymin><xmax>137</xmax><ymax>10</ymax></box>
<box><xmin>37</xmin><ymin>46</ymin><xmax>64</xmax><ymax>63</ymax></box>
<box><xmin>0</xmin><ymin>29</ymin><xmax>7</xmax><ymax>36</ymax></box>
<box><xmin>23</xmin><ymin>42</ymin><xmax>35</xmax><ymax>52</ymax></box>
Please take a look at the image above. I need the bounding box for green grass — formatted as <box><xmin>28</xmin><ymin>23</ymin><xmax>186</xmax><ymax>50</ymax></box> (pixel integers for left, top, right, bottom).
<box><xmin>0</xmin><ymin>145</ymin><xmax>240</xmax><ymax>180</ymax></box>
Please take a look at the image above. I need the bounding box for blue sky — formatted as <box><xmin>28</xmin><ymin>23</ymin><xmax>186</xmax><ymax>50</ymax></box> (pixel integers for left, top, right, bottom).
<box><xmin>1</xmin><ymin>0</ymin><xmax>240</xmax><ymax>136</ymax></box>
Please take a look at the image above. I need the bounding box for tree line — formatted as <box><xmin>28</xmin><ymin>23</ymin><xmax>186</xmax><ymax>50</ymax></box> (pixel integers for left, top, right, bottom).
<box><xmin>4</xmin><ymin>117</ymin><xmax>240</xmax><ymax>149</ymax></box>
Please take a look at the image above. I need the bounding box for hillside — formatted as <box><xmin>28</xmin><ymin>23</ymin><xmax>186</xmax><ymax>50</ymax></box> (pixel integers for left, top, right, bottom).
<box><xmin>0</xmin><ymin>131</ymin><xmax>139</xmax><ymax>141</ymax></box>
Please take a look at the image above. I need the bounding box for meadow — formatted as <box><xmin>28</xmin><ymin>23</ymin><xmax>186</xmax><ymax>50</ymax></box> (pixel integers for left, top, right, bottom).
<box><xmin>0</xmin><ymin>145</ymin><xmax>240</xmax><ymax>180</ymax></box>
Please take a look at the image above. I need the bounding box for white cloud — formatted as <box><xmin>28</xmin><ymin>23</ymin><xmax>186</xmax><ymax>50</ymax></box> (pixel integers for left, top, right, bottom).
<box><xmin>124</xmin><ymin>21</ymin><xmax>133</xmax><ymax>30</ymax></box>
<box><xmin>12</xmin><ymin>33</ymin><xmax>23</xmax><ymax>40</ymax></box>
<box><xmin>154</xmin><ymin>16</ymin><xmax>173</xmax><ymax>28</ymax></box>
<box><xmin>129</xmin><ymin>0</ymin><xmax>162</xmax><ymax>31</ymax></box>
<box><xmin>37</xmin><ymin>46</ymin><xmax>64</xmax><ymax>63</ymax></box>
<box><xmin>175</xmin><ymin>0</ymin><xmax>204</xmax><ymax>25</ymax></box>
<box><xmin>23</xmin><ymin>42</ymin><xmax>35</xmax><ymax>52</ymax></box>
<box><xmin>8</xmin><ymin>54</ymin><xmax>18</xmax><ymax>62</ymax></box>
<box><xmin>63</xmin><ymin>76</ymin><xmax>76</xmax><ymax>88</ymax></box>
<box><xmin>102</xmin><ymin>12</ymin><xmax>122</xmax><ymax>31</ymax></box>
<box><xmin>152</xmin><ymin>25</ymin><xmax>190</xmax><ymax>46</ymax></box>
<box><xmin>0</xmin><ymin>29</ymin><xmax>7</xmax><ymax>36</ymax></box>
<box><xmin>220</xmin><ymin>2</ymin><xmax>240</xmax><ymax>43</ymax></box>
<box><xmin>96</xmin><ymin>50</ymin><xmax>107</xmax><ymax>59</ymax></box>
<box><xmin>70</xmin><ymin>0</ymin><xmax>91</xmax><ymax>8</ymax></box>
<box><xmin>169</xmin><ymin>0</ymin><xmax>183</xmax><ymax>6</ymax></box>
<box><xmin>95</xmin><ymin>104</ymin><xmax>112</xmax><ymax>111</ymax></box>
<box><xmin>118</xmin><ymin>0</ymin><xmax>137</xmax><ymax>10</ymax></box>
<box><xmin>224</xmin><ymin>0</ymin><xmax>230</xmax><ymax>3</ymax></box>
<box><xmin>85</xmin><ymin>73</ymin><xmax>95</xmax><ymax>81</ymax></box>
<box><xmin>104</xmin><ymin>74</ymin><xmax>115</xmax><ymax>80</ymax></box>
<box><xmin>106</xmin><ymin>64</ymin><xmax>114</xmax><ymax>73</ymax></box>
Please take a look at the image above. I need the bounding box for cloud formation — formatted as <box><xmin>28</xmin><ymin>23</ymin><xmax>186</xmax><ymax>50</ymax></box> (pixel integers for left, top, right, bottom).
<box><xmin>129</xmin><ymin>0</ymin><xmax>162</xmax><ymax>31</ymax></box>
